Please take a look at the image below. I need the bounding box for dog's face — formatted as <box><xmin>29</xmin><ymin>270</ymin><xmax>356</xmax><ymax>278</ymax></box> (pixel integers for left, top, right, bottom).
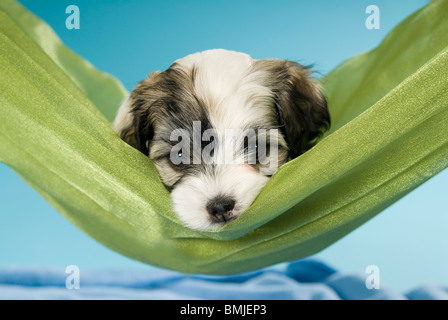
<box><xmin>114</xmin><ymin>49</ymin><xmax>330</xmax><ymax>230</ymax></box>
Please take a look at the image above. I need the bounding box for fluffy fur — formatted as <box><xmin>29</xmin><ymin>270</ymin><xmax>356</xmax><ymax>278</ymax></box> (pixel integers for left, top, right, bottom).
<box><xmin>114</xmin><ymin>49</ymin><xmax>330</xmax><ymax>230</ymax></box>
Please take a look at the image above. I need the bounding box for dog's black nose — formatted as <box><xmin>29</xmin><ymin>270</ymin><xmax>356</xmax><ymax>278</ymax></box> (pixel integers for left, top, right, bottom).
<box><xmin>206</xmin><ymin>196</ymin><xmax>236</xmax><ymax>223</ymax></box>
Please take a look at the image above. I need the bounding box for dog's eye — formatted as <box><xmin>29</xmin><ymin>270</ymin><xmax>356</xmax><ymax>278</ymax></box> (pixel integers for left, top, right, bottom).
<box><xmin>177</xmin><ymin>150</ymin><xmax>182</xmax><ymax>158</ymax></box>
<box><xmin>245</xmin><ymin>142</ymin><xmax>258</xmax><ymax>153</ymax></box>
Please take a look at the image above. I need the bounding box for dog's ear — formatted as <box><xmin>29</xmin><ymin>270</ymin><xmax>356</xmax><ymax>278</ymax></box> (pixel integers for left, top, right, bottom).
<box><xmin>113</xmin><ymin>71</ymin><xmax>161</xmax><ymax>156</ymax></box>
<box><xmin>274</xmin><ymin>61</ymin><xmax>330</xmax><ymax>159</ymax></box>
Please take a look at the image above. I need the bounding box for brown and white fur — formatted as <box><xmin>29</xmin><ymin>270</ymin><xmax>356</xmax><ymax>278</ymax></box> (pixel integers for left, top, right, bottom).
<box><xmin>113</xmin><ymin>49</ymin><xmax>330</xmax><ymax>231</ymax></box>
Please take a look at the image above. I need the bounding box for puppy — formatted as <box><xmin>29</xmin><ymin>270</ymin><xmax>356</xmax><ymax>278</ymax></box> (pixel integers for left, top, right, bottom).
<box><xmin>114</xmin><ymin>49</ymin><xmax>330</xmax><ymax>231</ymax></box>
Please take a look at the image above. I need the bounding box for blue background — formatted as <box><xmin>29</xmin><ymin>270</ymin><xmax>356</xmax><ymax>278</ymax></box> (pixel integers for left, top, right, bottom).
<box><xmin>1</xmin><ymin>0</ymin><xmax>446</xmax><ymax>292</ymax></box>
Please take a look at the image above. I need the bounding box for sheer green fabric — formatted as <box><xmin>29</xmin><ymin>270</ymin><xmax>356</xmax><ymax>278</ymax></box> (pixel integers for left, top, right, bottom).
<box><xmin>0</xmin><ymin>0</ymin><xmax>447</xmax><ymax>274</ymax></box>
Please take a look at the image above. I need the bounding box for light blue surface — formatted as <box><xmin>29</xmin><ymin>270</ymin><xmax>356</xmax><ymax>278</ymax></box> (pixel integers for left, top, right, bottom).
<box><xmin>1</xmin><ymin>0</ymin><xmax>446</xmax><ymax>295</ymax></box>
<box><xmin>1</xmin><ymin>259</ymin><xmax>447</xmax><ymax>300</ymax></box>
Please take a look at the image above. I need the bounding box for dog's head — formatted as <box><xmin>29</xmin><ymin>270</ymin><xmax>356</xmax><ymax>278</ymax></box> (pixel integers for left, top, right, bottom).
<box><xmin>114</xmin><ymin>49</ymin><xmax>330</xmax><ymax>230</ymax></box>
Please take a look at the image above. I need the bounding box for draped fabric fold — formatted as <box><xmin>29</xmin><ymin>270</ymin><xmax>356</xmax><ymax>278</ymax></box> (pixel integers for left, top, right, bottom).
<box><xmin>0</xmin><ymin>0</ymin><xmax>447</xmax><ymax>274</ymax></box>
